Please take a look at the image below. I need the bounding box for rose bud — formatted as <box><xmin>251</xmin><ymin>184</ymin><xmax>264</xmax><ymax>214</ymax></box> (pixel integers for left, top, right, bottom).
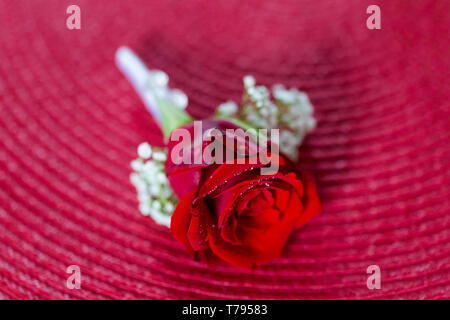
<box><xmin>166</xmin><ymin>120</ymin><xmax>321</xmax><ymax>269</ymax></box>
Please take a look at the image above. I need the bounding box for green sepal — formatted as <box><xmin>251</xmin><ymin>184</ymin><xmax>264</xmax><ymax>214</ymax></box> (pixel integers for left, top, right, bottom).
<box><xmin>156</xmin><ymin>97</ymin><xmax>193</xmax><ymax>140</ymax></box>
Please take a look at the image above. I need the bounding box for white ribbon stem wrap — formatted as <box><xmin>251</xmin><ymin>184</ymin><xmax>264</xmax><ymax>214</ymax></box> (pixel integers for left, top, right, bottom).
<box><xmin>115</xmin><ymin>46</ymin><xmax>163</xmax><ymax>121</ymax></box>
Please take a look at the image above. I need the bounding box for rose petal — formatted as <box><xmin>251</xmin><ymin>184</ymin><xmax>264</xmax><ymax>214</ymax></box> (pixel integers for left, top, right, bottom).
<box><xmin>207</xmin><ymin>228</ymin><xmax>273</xmax><ymax>269</ymax></box>
<box><xmin>296</xmin><ymin>171</ymin><xmax>322</xmax><ymax>227</ymax></box>
<box><xmin>187</xmin><ymin>203</ymin><xmax>211</xmax><ymax>251</ymax></box>
<box><xmin>206</xmin><ymin>184</ymin><xmax>303</xmax><ymax>269</ymax></box>
<box><xmin>239</xmin><ymin>206</ymin><xmax>280</xmax><ymax>229</ymax></box>
<box><xmin>167</xmin><ymin>167</ymin><xmax>202</xmax><ymax>200</ymax></box>
<box><xmin>239</xmin><ymin>193</ymin><xmax>302</xmax><ymax>254</ymax></box>
<box><xmin>273</xmin><ymin>188</ymin><xmax>291</xmax><ymax>213</ymax></box>
<box><xmin>170</xmin><ymin>189</ymin><xmax>197</xmax><ymax>253</ymax></box>
<box><xmin>166</xmin><ymin>120</ymin><xmax>240</xmax><ymax>198</ymax></box>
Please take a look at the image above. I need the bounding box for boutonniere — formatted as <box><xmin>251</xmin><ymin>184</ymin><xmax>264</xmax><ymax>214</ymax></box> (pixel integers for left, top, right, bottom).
<box><xmin>116</xmin><ymin>47</ymin><xmax>321</xmax><ymax>269</ymax></box>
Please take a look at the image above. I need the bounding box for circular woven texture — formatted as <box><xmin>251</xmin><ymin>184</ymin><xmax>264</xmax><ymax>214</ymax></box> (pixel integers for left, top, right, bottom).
<box><xmin>0</xmin><ymin>0</ymin><xmax>449</xmax><ymax>299</ymax></box>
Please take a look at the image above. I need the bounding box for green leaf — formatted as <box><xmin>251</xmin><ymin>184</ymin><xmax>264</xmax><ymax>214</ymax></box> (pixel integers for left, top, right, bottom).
<box><xmin>156</xmin><ymin>97</ymin><xmax>193</xmax><ymax>140</ymax></box>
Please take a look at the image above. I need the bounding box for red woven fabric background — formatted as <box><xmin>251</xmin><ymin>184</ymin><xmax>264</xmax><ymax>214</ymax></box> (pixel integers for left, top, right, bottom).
<box><xmin>0</xmin><ymin>0</ymin><xmax>449</xmax><ymax>299</ymax></box>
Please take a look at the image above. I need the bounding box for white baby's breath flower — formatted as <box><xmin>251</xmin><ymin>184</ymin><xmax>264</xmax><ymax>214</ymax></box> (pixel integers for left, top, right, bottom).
<box><xmin>137</xmin><ymin>142</ymin><xmax>152</xmax><ymax>159</ymax></box>
<box><xmin>142</xmin><ymin>161</ymin><xmax>157</xmax><ymax>176</ymax></box>
<box><xmin>152</xmin><ymin>152</ymin><xmax>167</xmax><ymax>162</ymax></box>
<box><xmin>215</xmin><ymin>76</ymin><xmax>317</xmax><ymax>161</ymax></box>
<box><xmin>143</xmin><ymin>69</ymin><xmax>189</xmax><ymax>113</ymax></box>
<box><xmin>151</xmin><ymin>201</ymin><xmax>161</xmax><ymax>210</ymax></box>
<box><xmin>130</xmin><ymin>159</ymin><xmax>143</xmax><ymax>171</ymax></box>
<box><xmin>149</xmin><ymin>70</ymin><xmax>169</xmax><ymax>87</ymax></box>
<box><xmin>130</xmin><ymin>172</ymin><xmax>141</xmax><ymax>185</ymax></box>
<box><xmin>156</xmin><ymin>172</ymin><xmax>167</xmax><ymax>183</ymax></box>
<box><xmin>139</xmin><ymin>203</ymin><xmax>151</xmax><ymax>215</ymax></box>
<box><xmin>130</xmin><ymin>144</ymin><xmax>177</xmax><ymax>227</ymax></box>
<box><xmin>244</xmin><ymin>75</ymin><xmax>255</xmax><ymax>88</ymax></box>
<box><xmin>170</xmin><ymin>89</ymin><xmax>188</xmax><ymax>110</ymax></box>
<box><xmin>217</xmin><ymin>101</ymin><xmax>238</xmax><ymax>117</ymax></box>
<box><xmin>164</xmin><ymin>202</ymin><xmax>174</xmax><ymax>213</ymax></box>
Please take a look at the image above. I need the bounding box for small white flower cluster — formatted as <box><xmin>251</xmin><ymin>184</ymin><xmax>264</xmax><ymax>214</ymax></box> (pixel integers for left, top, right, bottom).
<box><xmin>272</xmin><ymin>84</ymin><xmax>316</xmax><ymax>160</ymax></box>
<box><xmin>241</xmin><ymin>75</ymin><xmax>279</xmax><ymax>128</ymax></box>
<box><xmin>130</xmin><ymin>142</ymin><xmax>177</xmax><ymax>227</ymax></box>
<box><xmin>215</xmin><ymin>101</ymin><xmax>238</xmax><ymax>117</ymax></box>
<box><xmin>145</xmin><ymin>70</ymin><xmax>188</xmax><ymax>110</ymax></box>
<box><xmin>216</xmin><ymin>76</ymin><xmax>316</xmax><ymax>161</ymax></box>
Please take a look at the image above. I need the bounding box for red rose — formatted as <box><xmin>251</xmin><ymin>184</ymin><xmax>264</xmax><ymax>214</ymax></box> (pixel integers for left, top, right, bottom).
<box><xmin>166</xmin><ymin>120</ymin><xmax>321</xmax><ymax>268</ymax></box>
<box><xmin>165</xmin><ymin>120</ymin><xmax>241</xmax><ymax>199</ymax></box>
